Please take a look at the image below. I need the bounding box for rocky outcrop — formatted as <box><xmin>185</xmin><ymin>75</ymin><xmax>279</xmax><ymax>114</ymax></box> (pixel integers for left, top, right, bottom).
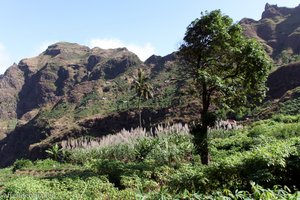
<box><xmin>262</xmin><ymin>3</ymin><xmax>293</xmax><ymax>19</ymax></box>
<box><xmin>5</xmin><ymin>42</ymin><xmax>142</xmax><ymax>118</ymax></box>
<box><xmin>240</xmin><ymin>3</ymin><xmax>300</xmax><ymax>58</ymax></box>
<box><xmin>0</xmin><ymin>64</ymin><xmax>24</xmax><ymax>120</ymax></box>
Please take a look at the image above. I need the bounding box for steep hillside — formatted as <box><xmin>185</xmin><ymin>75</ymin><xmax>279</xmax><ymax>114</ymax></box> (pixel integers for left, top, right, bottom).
<box><xmin>267</xmin><ymin>61</ymin><xmax>300</xmax><ymax>99</ymax></box>
<box><xmin>238</xmin><ymin>3</ymin><xmax>300</xmax><ymax>118</ymax></box>
<box><xmin>254</xmin><ymin>62</ymin><xmax>300</xmax><ymax>118</ymax></box>
<box><xmin>241</xmin><ymin>3</ymin><xmax>300</xmax><ymax>62</ymax></box>
<box><xmin>0</xmin><ymin>65</ymin><xmax>24</xmax><ymax>139</ymax></box>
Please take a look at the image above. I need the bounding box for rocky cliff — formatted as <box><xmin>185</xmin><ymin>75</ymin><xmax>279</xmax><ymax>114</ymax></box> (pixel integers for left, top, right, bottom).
<box><xmin>240</xmin><ymin>3</ymin><xmax>300</xmax><ymax>60</ymax></box>
<box><xmin>240</xmin><ymin>3</ymin><xmax>300</xmax><ymax>114</ymax></box>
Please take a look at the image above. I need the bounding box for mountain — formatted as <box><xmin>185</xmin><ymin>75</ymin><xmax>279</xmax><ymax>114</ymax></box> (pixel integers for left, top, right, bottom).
<box><xmin>240</xmin><ymin>3</ymin><xmax>300</xmax><ymax>61</ymax></box>
<box><xmin>0</xmin><ymin>42</ymin><xmax>199</xmax><ymax>166</ymax></box>
<box><xmin>239</xmin><ymin>3</ymin><xmax>300</xmax><ymax>118</ymax></box>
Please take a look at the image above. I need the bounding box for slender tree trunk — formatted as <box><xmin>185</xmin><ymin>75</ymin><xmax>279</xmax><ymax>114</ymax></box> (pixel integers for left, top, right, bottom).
<box><xmin>201</xmin><ymin>82</ymin><xmax>210</xmax><ymax>164</ymax></box>
<box><xmin>138</xmin><ymin>97</ymin><xmax>142</xmax><ymax>127</ymax></box>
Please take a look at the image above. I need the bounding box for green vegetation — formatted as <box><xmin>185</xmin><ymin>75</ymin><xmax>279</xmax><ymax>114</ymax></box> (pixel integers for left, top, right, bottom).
<box><xmin>45</xmin><ymin>144</ymin><xmax>65</xmax><ymax>161</ymax></box>
<box><xmin>3</xmin><ymin>7</ymin><xmax>300</xmax><ymax>200</ymax></box>
<box><xmin>132</xmin><ymin>68</ymin><xmax>153</xmax><ymax>127</ymax></box>
<box><xmin>276</xmin><ymin>49</ymin><xmax>300</xmax><ymax>66</ymax></box>
<box><xmin>254</xmin><ymin>87</ymin><xmax>300</xmax><ymax>118</ymax></box>
<box><xmin>40</xmin><ymin>103</ymin><xmax>73</xmax><ymax>120</ymax></box>
<box><xmin>179</xmin><ymin>10</ymin><xmax>271</xmax><ymax>164</ymax></box>
<box><xmin>0</xmin><ymin>116</ymin><xmax>300</xmax><ymax>199</ymax></box>
<box><xmin>280</xmin><ymin>97</ymin><xmax>300</xmax><ymax>115</ymax></box>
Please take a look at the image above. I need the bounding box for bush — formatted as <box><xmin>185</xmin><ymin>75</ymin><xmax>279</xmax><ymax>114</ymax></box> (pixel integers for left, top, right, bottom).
<box><xmin>12</xmin><ymin>159</ymin><xmax>33</xmax><ymax>172</ymax></box>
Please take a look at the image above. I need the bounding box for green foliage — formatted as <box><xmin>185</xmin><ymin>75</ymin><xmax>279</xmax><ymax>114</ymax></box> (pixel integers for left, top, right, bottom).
<box><xmin>179</xmin><ymin>9</ymin><xmax>271</xmax><ymax>164</ymax></box>
<box><xmin>45</xmin><ymin>144</ymin><xmax>65</xmax><ymax>161</ymax></box>
<box><xmin>0</xmin><ymin>119</ymin><xmax>17</xmax><ymax>133</ymax></box>
<box><xmin>40</xmin><ymin>102</ymin><xmax>73</xmax><ymax>120</ymax></box>
<box><xmin>67</xmin><ymin>143</ymin><xmax>136</xmax><ymax>165</ymax></box>
<box><xmin>73</xmin><ymin>91</ymin><xmax>113</xmax><ymax>119</ymax></box>
<box><xmin>146</xmin><ymin>134</ymin><xmax>195</xmax><ymax>166</ymax></box>
<box><xmin>33</xmin><ymin>159</ymin><xmax>63</xmax><ymax>170</ymax></box>
<box><xmin>12</xmin><ymin>159</ymin><xmax>33</xmax><ymax>172</ymax></box>
<box><xmin>248</xmin><ymin>116</ymin><xmax>300</xmax><ymax>139</ymax></box>
<box><xmin>77</xmin><ymin>91</ymin><xmax>99</xmax><ymax>108</ymax></box>
<box><xmin>2</xmin><ymin>116</ymin><xmax>300</xmax><ymax>199</ymax></box>
<box><xmin>133</xmin><ymin>68</ymin><xmax>153</xmax><ymax>102</ymax></box>
<box><xmin>0</xmin><ymin>175</ymin><xmax>132</xmax><ymax>200</ymax></box>
<box><xmin>276</xmin><ymin>49</ymin><xmax>300</xmax><ymax>65</ymax></box>
<box><xmin>280</xmin><ymin>97</ymin><xmax>300</xmax><ymax>115</ymax></box>
<box><xmin>132</xmin><ymin>68</ymin><xmax>153</xmax><ymax>127</ymax></box>
<box><xmin>179</xmin><ymin>10</ymin><xmax>271</xmax><ymax>110</ymax></box>
<box><xmin>134</xmin><ymin>138</ymin><xmax>158</xmax><ymax>162</ymax></box>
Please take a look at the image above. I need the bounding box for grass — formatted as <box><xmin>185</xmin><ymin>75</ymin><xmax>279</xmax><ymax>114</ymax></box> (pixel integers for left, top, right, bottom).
<box><xmin>39</xmin><ymin>102</ymin><xmax>74</xmax><ymax>120</ymax></box>
<box><xmin>0</xmin><ymin>116</ymin><xmax>300</xmax><ymax>199</ymax></box>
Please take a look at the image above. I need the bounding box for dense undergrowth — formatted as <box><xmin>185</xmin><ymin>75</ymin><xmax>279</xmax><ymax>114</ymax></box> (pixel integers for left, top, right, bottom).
<box><xmin>0</xmin><ymin>115</ymin><xmax>300</xmax><ymax>199</ymax></box>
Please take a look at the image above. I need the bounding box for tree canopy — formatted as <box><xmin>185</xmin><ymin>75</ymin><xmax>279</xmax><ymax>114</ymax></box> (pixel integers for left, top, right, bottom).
<box><xmin>179</xmin><ymin>10</ymin><xmax>272</xmax><ymax>164</ymax></box>
<box><xmin>133</xmin><ymin>68</ymin><xmax>153</xmax><ymax>127</ymax></box>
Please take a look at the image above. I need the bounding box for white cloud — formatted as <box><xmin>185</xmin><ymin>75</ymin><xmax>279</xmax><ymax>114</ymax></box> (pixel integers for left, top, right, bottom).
<box><xmin>89</xmin><ymin>38</ymin><xmax>155</xmax><ymax>61</ymax></box>
<box><xmin>0</xmin><ymin>43</ymin><xmax>12</xmax><ymax>75</ymax></box>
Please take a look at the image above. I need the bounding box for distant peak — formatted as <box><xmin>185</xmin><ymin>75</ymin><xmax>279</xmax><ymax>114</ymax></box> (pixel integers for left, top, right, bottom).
<box><xmin>262</xmin><ymin>3</ymin><xmax>293</xmax><ymax>19</ymax></box>
<box><xmin>43</xmin><ymin>42</ymin><xmax>89</xmax><ymax>56</ymax></box>
<box><xmin>117</xmin><ymin>47</ymin><xmax>128</xmax><ymax>51</ymax></box>
<box><xmin>47</xmin><ymin>42</ymin><xmax>89</xmax><ymax>50</ymax></box>
<box><xmin>144</xmin><ymin>53</ymin><xmax>176</xmax><ymax>65</ymax></box>
<box><xmin>144</xmin><ymin>54</ymin><xmax>163</xmax><ymax>65</ymax></box>
<box><xmin>265</xmin><ymin>3</ymin><xmax>273</xmax><ymax>9</ymax></box>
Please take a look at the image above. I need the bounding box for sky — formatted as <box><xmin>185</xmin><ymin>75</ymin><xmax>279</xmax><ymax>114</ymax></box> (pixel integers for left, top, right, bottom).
<box><xmin>0</xmin><ymin>0</ymin><xmax>299</xmax><ymax>74</ymax></box>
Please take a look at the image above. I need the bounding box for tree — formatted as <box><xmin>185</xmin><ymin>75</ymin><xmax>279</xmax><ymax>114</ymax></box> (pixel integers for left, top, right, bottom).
<box><xmin>133</xmin><ymin>68</ymin><xmax>153</xmax><ymax>127</ymax></box>
<box><xmin>179</xmin><ymin>10</ymin><xmax>272</xmax><ymax>164</ymax></box>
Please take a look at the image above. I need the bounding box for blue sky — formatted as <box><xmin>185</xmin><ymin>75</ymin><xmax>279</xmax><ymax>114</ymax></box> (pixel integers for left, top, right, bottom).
<box><xmin>0</xmin><ymin>0</ymin><xmax>299</xmax><ymax>74</ymax></box>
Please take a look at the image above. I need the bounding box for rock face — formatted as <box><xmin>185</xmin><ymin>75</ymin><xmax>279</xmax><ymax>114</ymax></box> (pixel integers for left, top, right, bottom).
<box><xmin>239</xmin><ymin>3</ymin><xmax>300</xmax><ymax>102</ymax></box>
<box><xmin>262</xmin><ymin>3</ymin><xmax>293</xmax><ymax>19</ymax></box>
<box><xmin>240</xmin><ymin>3</ymin><xmax>300</xmax><ymax>58</ymax></box>
<box><xmin>15</xmin><ymin>43</ymin><xmax>141</xmax><ymax>118</ymax></box>
<box><xmin>0</xmin><ymin>64</ymin><xmax>24</xmax><ymax>119</ymax></box>
<box><xmin>267</xmin><ymin>62</ymin><xmax>300</xmax><ymax>99</ymax></box>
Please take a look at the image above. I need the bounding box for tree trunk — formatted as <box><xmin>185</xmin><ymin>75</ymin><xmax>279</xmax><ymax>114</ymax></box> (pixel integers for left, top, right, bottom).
<box><xmin>200</xmin><ymin>118</ymin><xmax>209</xmax><ymax>164</ymax></box>
<box><xmin>192</xmin><ymin>114</ymin><xmax>210</xmax><ymax>165</ymax></box>
<box><xmin>193</xmin><ymin>82</ymin><xmax>210</xmax><ymax>165</ymax></box>
<box><xmin>138</xmin><ymin>97</ymin><xmax>142</xmax><ymax>127</ymax></box>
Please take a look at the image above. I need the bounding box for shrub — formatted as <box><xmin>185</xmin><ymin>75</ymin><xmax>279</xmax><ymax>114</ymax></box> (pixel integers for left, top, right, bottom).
<box><xmin>12</xmin><ymin>159</ymin><xmax>33</xmax><ymax>172</ymax></box>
